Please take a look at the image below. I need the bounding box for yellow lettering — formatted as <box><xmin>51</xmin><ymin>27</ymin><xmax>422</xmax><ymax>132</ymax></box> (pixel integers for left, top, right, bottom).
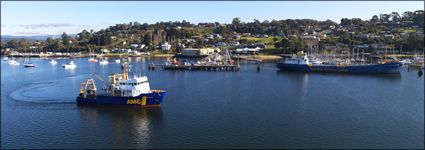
<box><xmin>142</xmin><ymin>96</ymin><xmax>147</xmax><ymax>106</ymax></box>
<box><xmin>127</xmin><ymin>99</ymin><xmax>142</xmax><ymax>105</ymax></box>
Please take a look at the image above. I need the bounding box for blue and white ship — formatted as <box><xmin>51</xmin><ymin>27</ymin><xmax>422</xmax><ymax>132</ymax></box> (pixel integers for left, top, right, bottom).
<box><xmin>277</xmin><ymin>52</ymin><xmax>402</xmax><ymax>74</ymax></box>
<box><xmin>76</xmin><ymin>62</ymin><xmax>166</xmax><ymax>107</ymax></box>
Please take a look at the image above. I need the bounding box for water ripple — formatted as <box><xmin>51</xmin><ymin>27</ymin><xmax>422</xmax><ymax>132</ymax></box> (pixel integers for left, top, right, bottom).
<box><xmin>9</xmin><ymin>74</ymin><xmax>90</xmax><ymax>104</ymax></box>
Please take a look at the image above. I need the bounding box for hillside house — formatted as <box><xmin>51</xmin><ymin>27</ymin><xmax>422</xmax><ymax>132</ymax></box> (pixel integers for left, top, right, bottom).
<box><xmin>161</xmin><ymin>42</ymin><xmax>171</xmax><ymax>51</ymax></box>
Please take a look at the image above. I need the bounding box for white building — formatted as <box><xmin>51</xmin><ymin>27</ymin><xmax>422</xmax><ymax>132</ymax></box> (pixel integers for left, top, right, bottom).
<box><xmin>229</xmin><ymin>41</ymin><xmax>240</xmax><ymax>47</ymax></box>
<box><xmin>130</xmin><ymin>44</ymin><xmax>139</xmax><ymax>49</ymax></box>
<box><xmin>140</xmin><ymin>44</ymin><xmax>146</xmax><ymax>49</ymax></box>
<box><xmin>235</xmin><ymin>47</ymin><xmax>261</xmax><ymax>54</ymax></box>
<box><xmin>101</xmin><ymin>49</ymin><xmax>109</xmax><ymax>53</ymax></box>
<box><xmin>161</xmin><ymin>42</ymin><xmax>171</xmax><ymax>51</ymax></box>
<box><xmin>215</xmin><ymin>42</ymin><xmax>227</xmax><ymax>47</ymax></box>
<box><xmin>182</xmin><ymin>48</ymin><xmax>219</xmax><ymax>56</ymax></box>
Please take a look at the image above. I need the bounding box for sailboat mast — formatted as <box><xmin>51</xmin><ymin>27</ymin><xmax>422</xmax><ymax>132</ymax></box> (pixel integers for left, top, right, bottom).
<box><xmin>385</xmin><ymin>46</ymin><xmax>387</xmax><ymax>62</ymax></box>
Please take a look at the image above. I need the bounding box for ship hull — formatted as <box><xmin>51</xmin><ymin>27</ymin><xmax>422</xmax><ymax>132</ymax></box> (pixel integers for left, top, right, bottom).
<box><xmin>76</xmin><ymin>91</ymin><xmax>166</xmax><ymax>107</ymax></box>
<box><xmin>277</xmin><ymin>62</ymin><xmax>402</xmax><ymax>74</ymax></box>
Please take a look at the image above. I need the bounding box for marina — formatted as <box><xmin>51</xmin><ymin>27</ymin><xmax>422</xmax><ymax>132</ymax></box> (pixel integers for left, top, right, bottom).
<box><xmin>150</xmin><ymin>49</ymin><xmax>241</xmax><ymax>71</ymax></box>
<box><xmin>163</xmin><ymin>64</ymin><xmax>240</xmax><ymax>71</ymax></box>
<box><xmin>1</xmin><ymin>1</ymin><xmax>424</xmax><ymax>149</ymax></box>
<box><xmin>1</xmin><ymin>57</ymin><xmax>423</xmax><ymax>149</ymax></box>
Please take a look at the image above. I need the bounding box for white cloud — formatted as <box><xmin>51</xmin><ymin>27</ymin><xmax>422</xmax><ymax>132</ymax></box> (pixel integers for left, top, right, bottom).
<box><xmin>19</xmin><ymin>23</ymin><xmax>73</xmax><ymax>29</ymax></box>
<box><xmin>14</xmin><ymin>32</ymin><xmax>43</xmax><ymax>35</ymax></box>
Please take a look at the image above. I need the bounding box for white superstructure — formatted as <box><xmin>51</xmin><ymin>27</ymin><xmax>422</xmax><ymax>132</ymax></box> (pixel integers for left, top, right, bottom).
<box><xmin>118</xmin><ymin>76</ymin><xmax>151</xmax><ymax>97</ymax></box>
<box><xmin>284</xmin><ymin>53</ymin><xmax>310</xmax><ymax>65</ymax></box>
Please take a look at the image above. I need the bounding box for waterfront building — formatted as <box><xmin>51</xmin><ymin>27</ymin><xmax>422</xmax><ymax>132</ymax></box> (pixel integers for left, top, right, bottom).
<box><xmin>161</xmin><ymin>42</ymin><xmax>171</xmax><ymax>51</ymax></box>
<box><xmin>181</xmin><ymin>48</ymin><xmax>219</xmax><ymax>57</ymax></box>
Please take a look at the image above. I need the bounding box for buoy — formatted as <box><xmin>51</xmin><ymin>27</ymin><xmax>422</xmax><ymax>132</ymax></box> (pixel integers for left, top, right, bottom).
<box><xmin>418</xmin><ymin>69</ymin><xmax>423</xmax><ymax>77</ymax></box>
<box><xmin>257</xmin><ymin>65</ymin><xmax>260</xmax><ymax>72</ymax></box>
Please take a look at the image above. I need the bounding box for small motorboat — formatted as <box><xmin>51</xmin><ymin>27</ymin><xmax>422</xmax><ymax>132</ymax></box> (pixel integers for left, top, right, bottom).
<box><xmin>63</xmin><ymin>61</ymin><xmax>77</xmax><ymax>69</ymax></box>
<box><xmin>49</xmin><ymin>59</ymin><xmax>58</xmax><ymax>65</ymax></box>
<box><xmin>99</xmin><ymin>59</ymin><xmax>109</xmax><ymax>65</ymax></box>
<box><xmin>3</xmin><ymin>57</ymin><xmax>9</xmax><ymax>61</ymax></box>
<box><xmin>88</xmin><ymin>58</ymin><xmax>98</xmax><ymax>62</ymax></box>
<box><xmin>115</xmin><ymin>59</ymin><xmax>121</xmax><ymax>63</ymax></box>
<box><xmin>24</xmin><ymin>62</ymin><xmax>36</xmax><ymax>67</ymax></box>
<box><xmin>8</xmin><ymin>59</ymin><xmax>19</xmax><ymax>65</ymax></box>
<box><xmin>400</xmin><ymin>59</ymin><xmax>412</xmax><ymax>65</ymax></box>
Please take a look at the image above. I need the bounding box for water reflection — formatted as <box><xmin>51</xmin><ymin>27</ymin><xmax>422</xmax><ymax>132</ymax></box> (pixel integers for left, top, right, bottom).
<box><xmin>78</xmin><ymin>106</ymin><xmax>163</xmax><ymax>148</ymax></box>
<box><xmin>127</xmin><ymin>57</ymin><xmax>132</xmax><ymax>63</ymax></box>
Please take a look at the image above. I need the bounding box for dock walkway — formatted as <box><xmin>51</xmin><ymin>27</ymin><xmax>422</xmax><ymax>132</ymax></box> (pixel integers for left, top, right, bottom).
<box><xmin>150</xmin><ymin>63</ymin><xmax>240</xmax><ymax>71</ymax></box>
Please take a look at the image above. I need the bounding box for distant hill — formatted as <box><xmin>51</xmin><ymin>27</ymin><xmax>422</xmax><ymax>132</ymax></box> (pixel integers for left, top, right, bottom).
<box><xmin>1</xmin><ymin>34</ymin><xmax>77</xmax><ymax>42</ymax></box>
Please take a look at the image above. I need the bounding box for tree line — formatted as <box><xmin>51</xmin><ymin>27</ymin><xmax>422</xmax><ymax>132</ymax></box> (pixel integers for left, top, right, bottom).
<box><xmin>2</xmin><ymin>10</ymin><xmax>423</xmax><ymax>54</ymax></box>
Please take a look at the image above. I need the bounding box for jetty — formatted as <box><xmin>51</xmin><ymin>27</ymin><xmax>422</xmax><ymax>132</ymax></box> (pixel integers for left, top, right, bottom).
<box><xmin>162</xmin><ymin>64</ymin><xmax>240</xmax><ymax>71</ymax></box>
<box><xmin>150</xmin><ymin>49</ymin><xmax>240</xmax><ymax>71</ymax></box>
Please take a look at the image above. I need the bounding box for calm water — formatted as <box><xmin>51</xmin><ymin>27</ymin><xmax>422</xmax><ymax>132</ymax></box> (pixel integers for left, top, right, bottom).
<box><xmin>1</xmin><ymin>57</ymin><xmax>424</xmax><ymax>149</ymax></box>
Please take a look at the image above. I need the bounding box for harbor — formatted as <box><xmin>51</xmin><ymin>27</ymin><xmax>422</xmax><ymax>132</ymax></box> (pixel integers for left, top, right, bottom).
<box><xmin>149</xmin><ymin>49</ymin><xmax>241</xmax><ymax>71</ymax></box>
<box><xmin>163</xmin><ymin>64</ymin><xmax>240</xmax><ymax>71</ymax></box>
<box><xmin>1</xmin><ymin>57</ymin><xmax>424</xmax><ymax>149</ymax></box>
<box><xmin>2</xmin><ymin>1</ymin><xmax>424</xmax><ymax>149</ymax></box>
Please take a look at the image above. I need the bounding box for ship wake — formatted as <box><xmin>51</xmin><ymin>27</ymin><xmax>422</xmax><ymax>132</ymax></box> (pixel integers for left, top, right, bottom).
<box><xmin>9</xmin><ymin>74</ymin><xmax>90</xmax><ymax>104</ymax></box>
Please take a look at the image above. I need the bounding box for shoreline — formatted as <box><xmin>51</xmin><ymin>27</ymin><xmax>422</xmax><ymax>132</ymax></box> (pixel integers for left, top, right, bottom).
<box><xmin>234</xmin><ymin>55</ymin><xmax>282</xmax><ymax>61</ymax></box>
<box><xmin>2</xmin><ymin>53</ymin><xmax>175</xmax><ymax>58</ymax></box>
<box><xmin>253</xmin><ymin>55</ymin><xmax>283</xmax><ymax>60</ymax></box>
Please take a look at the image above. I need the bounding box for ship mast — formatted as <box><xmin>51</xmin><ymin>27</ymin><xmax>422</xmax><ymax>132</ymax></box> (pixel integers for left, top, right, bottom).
<box><xmin>121</xmin><ymin>59</ymin><xmax>130</xmax><ymax>80</ymax></box>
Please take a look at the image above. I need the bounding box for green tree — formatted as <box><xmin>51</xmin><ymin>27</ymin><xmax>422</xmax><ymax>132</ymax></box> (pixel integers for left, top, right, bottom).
<box><xmin>62</xmin><ymin>32</ymin><xmax>70</xmax><ymax>46</ymax></box>
<box><xmin>141</xmin><ymin>33</ymin><xmax>152</xmax><ymax>46</ymax></box>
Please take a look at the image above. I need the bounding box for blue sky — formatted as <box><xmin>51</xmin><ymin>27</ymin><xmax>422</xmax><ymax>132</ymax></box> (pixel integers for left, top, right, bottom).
<box><xmin>1</xmin><ymin>1</ymin><xmax>423</xmax><ymax>36</ymax></box>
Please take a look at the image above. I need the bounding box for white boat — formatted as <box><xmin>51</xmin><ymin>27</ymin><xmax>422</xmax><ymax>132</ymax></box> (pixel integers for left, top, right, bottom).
<box><xmin>8</xmin><ymin>59</ymin><xmax>19</xmax><ymax>65</ymax></box>
<box><xmin>310</xmin><ymin>59</ymin><xmax>324</xmax><ymax>64</ymax></box>
<box><xmin>3</xmin><ymin>57</ymin><xmax>9</xmax><ymax>61</ymax></box>
<box><xmin>115</xmin><ymin>59</ymin><xmax>121</xmax><ymax>63</ymax></box>
<box><xmin>400</xmin><ymin>59</ymin><xmax>412</xmax><ymax>65</ymax></box>
<box><xmin>88</xmin><ymin>49</ymin><xmax>98</xmax><ymax>62</ymax></box>
<box><xmin>24</xmin><ymin>63</ymin><xmax>36</xmax><ymax>67</ymax></box>
<box><xmin>99</xmin><ymin>59</ymin><xmax>109</xmax><ymax>65</ymax></box>
<box><xmin>88</xmin><ymin>58</ymin><xmax>98</xmax><ymax>62</ymax></box>
<box><xmin>49</xmin><ymin>59</ymin><xmax>58</xmax><ymax>65</ymax></box>
<box><xmin>63</xmin><ymin>61</ymin><xmax>77</xmax><ymax>69</ymax></box>
<box><xmin>23</xmin><ymin>51</ymin><xmax>35</xmax><ymax>67</ymax></box>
